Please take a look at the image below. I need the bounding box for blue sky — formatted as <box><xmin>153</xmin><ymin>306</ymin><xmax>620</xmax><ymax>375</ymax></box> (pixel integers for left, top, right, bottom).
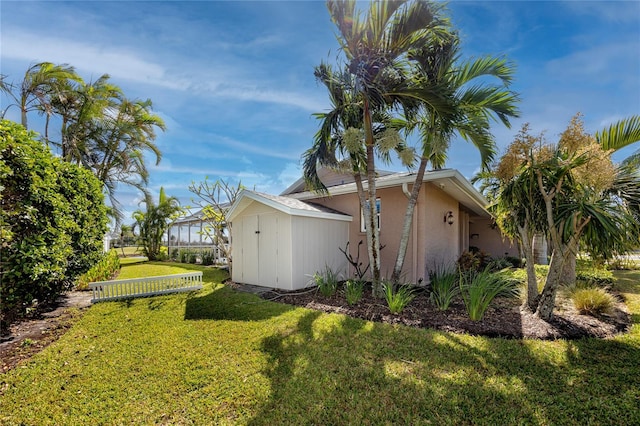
<box><xmin>1</xmin><ymin>1</ymin><xmax>639</xmax><ymax>227</ymax></box>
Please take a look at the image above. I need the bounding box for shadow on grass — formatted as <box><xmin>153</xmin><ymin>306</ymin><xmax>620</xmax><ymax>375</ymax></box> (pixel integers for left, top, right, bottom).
<box><xmin>184</xmin><ymin>285</ymin><xmax>295</xmax><ymax>322</ymax></box>
<box><xmin>248</xmin><ymin>309</ymin><xmax>640</xmax><ymax>425</ymax></box>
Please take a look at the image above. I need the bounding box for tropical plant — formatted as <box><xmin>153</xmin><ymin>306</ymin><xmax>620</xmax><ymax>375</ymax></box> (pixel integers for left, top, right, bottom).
<box><xmin>314</xmin><ymin>266</ymin><xmax>340</xmax><ymax>297</ymax></box>
<box><xmin>132</xmin><ymin>187</ymin><xmax>183</xmax><ymax>261</ymax></box>
<box><xmin>390</xmin><ymin>34</ymin><xmax>519</xmax><ymax>283</ymax></box>
<box><xmin>344</xmin><ymin>279</ymin><xmax>365</xmax><ymax>305</ymax></box>
<box><xmin>459</xmin><ymin>267</ymin><xmax>518</xmax><ymax>321</ymax></box>
<box><xmin>571</xmin><ymin>287</ymin><xmax>615</xmax><ymax>316</ymax></box>
<box><xmin>428</xmin><ymin>265</ymin><xmax>458</xmax><ymax>310</ymax></box>
<box><xmin>486</xmin><ymin>115</ymin><xmax>637</xmax><ymax>320</ymax></box>
<box><xmin>383</xmin><ymin>281</ymin><xmax>416</xmax><ymax>314</ymax></box>
<box><xmin>0</xmin><ymin>62</ymin><xmax>81</xmax><ymax>129</ymax></box>
<box><xmin>1</xmin><ymin>63</ymin><xmax>166</xmax><ymax>224</ymax></box>
<box><xmin>305</xmin><ymin>0</ymin><xmax>453</xmax><ymax>297</ymax></box>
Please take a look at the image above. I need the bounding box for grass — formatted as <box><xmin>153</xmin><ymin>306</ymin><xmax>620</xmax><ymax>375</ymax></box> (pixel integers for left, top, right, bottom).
<box><xmin>1</xmin><ymin>262</ymin><xmax>640</xmax><ymax>424</ymax></box>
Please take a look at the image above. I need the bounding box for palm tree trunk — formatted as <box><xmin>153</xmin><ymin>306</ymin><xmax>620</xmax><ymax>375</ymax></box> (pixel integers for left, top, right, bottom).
<box><xmin>391</xmin><ymin>156</ymin><xmax>428</xmax><ymax>284</ymax></box>
<box><xmin>362</xmin><ymin>97</ymin><xmax>382</xmax><ymax>297</ymax></box>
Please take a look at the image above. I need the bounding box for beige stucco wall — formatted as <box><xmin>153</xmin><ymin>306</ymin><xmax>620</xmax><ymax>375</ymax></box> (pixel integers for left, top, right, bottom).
<box><xmin>469</xmin><ymin>218</ymin><xmax>519</xmax><ymax>258</ymax></box>
<box><xmin>308</xmin><ymin>183</ymin><xmax>468</xmax><ymax>284</ymax></box>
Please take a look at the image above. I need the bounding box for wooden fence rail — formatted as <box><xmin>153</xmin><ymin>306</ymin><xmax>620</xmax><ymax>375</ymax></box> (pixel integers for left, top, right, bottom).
<box><xmin>89</xmin><ymin>272</ymin><xmax>203</xmax><ymax>303</ymax></box>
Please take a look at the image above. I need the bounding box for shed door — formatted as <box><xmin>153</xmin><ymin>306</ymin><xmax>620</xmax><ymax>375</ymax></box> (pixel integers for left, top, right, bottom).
<box><xmin>258</xmin><ymin>213</ymin><xmax>278</xmax><ymax>287</ymax></box>
<box><xmin>241</xmin><ymin>213</ymin><xmax>278</xmax><ymax>287</ymax></box>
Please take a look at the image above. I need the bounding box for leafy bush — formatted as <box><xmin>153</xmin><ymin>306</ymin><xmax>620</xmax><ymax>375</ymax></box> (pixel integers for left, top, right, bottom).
<box><xmin>429</xmin><ymin>265</ymin><xmax>459</xmax><ymax>311</ymax></box>
<box><xmin>457</xmin><ymin>250</ymin><xmax>490</xmax><ymax>272</ymax></box>
<box><xmin>170</xmin><ymin>248</ymin><xmax>179</xmax><ymax>261</ymax></box>
<box><xmin>571</xmin><ymin>287</ymin><xmax>615</xmax><ymax>315</ymax></box>
<box><xmin>383</xmin><ymin>281</ymin><xmax>416</xmax><ymax>314</ymax></box>
<box><xmin>344</xmin><ymin>279</ymin><xmax>364</xmax><ymax>305</ymax></box>
<box><xmin>201</xmin><ymin>250</ymin><xmax>215</xmax><ymax>266</ymax></box>
<box><xmin>179</xmin><ymin>249</ymin><xmax>189</xmax><ymax>263</ymax></box>
<box><xmin>188</xmin><ymin>252</ymin><xmax>198</xmax><ymax>264</ymax></box>
<box><xmin>459</xmin><ymin>268</ymin><xmax>519</xmax><ymax>321</ymax></box>
<box><xmin>314</xmin><ymin>266</ymin><xmax>339</xmax><ymax>297</ymax></box>
<box><xmin>576</xmin><ymin>269</ymin><xmax>614</xmax><ymax>287</ymax></box>
<box><xmin>76</xmin><ymin>250</ymin><xmax>121</xmax><ymax>290</ymax></box>
<box><xmin>0</xmin><ymin>120</ymin><xmax>107</xmax><ymax>326</ymax></box>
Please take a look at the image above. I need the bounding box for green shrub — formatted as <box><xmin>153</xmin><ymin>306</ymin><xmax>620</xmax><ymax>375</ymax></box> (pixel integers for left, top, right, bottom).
<box><xmin>314</xmin><ymin>266</ymin><xmax>339</xmax><ymax>297</ymax></box>
<box><xmin>188</xmin><ymin>252</ymin><xmax>198</xmax><ymax>264</ymax></box>
<box><xmin>571</xmin><ymin>287</ymin><xmax>615</xmax><ymax>315</ymax></box>
<box><xmin>179</xmin><ymin>249</ymin><xmax>189</xmax><ymax>263</ymax></box>
<box><xmin>170</xmin><ymin>248</ymin><xmax>179</xmax><ymax>261</ymax></box>
<box><xmin>344</xmin><ymin>279</ymin><xmax>364</xmax><ymax>305</ymax></box>
<box><xmin>429</xmin><ymin>265</ymin><xmax>459</xmax><ymax>311</ymax></box>
<box><xmin>457</xmin><ymin>250</ymin><xmax>490</xmax><ymax>272</ymax></box>
<box><xmin>383</xmin><ymin>281</ymin><xmax>416</xmax><ymax>314</ymax></box>
<box><xmin>76</xmin><ymin>250</ymin><xmax>121</xmax><ymax>290</ymax></box>
<box><xmin>576</xmin><ymin>268</ymin><xmax>614</xmax><ymax>287</ymax></box>
<box><xmin>459</xmin><ymin>268</ymin><xmax>519</xmax><ymax>321</ymax></box>
<box><xmin>0</xmin><ymin>120</ymin><xmax>107</xmax><ymax>326</ymax></box>
<box><xmin>201</xmin><ymin>250</ymin><xmax>215</xmax><ymax>266</ymax></box>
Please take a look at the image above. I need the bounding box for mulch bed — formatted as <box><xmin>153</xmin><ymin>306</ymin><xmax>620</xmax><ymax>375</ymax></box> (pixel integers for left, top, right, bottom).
<box><xmin>257</xmin><ymin>285</ymin><xmax>632</xmax><ymax>340</ymax></box>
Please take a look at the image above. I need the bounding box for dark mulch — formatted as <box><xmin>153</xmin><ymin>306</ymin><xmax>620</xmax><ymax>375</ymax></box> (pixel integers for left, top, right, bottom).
<box><xmin>258</xmin><ymin>285</ymin><xmax>631</xmax><ymax>340</ymax></box>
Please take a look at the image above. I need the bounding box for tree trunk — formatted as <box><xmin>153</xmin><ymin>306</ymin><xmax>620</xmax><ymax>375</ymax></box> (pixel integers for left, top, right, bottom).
<box><xmin>535</xmin><ymin>248</ymin><xmax>565</xmax><ymax>321</ymax></box>
<box><xmin>391</xmin><ymin>156</ymin><xmax>428</xmax><ymax>284</ymax></box>
<box><xmin>362</xmin><ymin>98</ymin><xmax>382</xmax><ymax>297</ymax></box>
<box><xmin>516</xmin><ymin>222</ymin><xmax>538</xmax><ymax>311</ymax></box>
<box><xmin>560</xmin><ymin>250</ymin><xmax>577</xmax><ymax>286</ymax></box>
<box><xmin>536</xmin><ymin>236</ymin><xmax>579</xmax><ymax>321</ymax></box>
<box><xmin>532</xmin><ymin>233</ymin><xmax>548</xmax><ymax>265</ymax></box>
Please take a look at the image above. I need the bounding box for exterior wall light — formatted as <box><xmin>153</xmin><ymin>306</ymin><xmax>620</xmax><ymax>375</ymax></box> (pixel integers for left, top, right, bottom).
<box><xmin>444</xmin><ymin>211</ymin><xmax>454</xmax><ymax>225</ymax></box>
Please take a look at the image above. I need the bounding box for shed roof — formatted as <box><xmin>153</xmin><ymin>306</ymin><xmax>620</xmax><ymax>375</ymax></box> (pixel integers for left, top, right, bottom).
<box><xmin>227</xmin><ymin>190</ymin><xmax>352</xmax><ymax>222</ymax></box>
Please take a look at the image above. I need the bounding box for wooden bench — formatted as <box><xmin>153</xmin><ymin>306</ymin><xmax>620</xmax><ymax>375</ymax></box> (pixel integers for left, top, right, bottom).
<box><xmin>89</xmin><ymin>272</ymin><xmax>203</xmax><ymax>303</ymax></box>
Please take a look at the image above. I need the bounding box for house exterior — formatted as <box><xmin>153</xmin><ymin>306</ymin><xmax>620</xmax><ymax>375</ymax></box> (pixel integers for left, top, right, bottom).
<box><xmin>228</xmin><ymin>168</ymin><xmax>517</xmax><ymax>290</ymax></box>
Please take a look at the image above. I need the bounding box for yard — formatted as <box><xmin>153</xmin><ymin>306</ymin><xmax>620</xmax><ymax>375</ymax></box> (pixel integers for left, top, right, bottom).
<box><xmin>1</xmin><ymin>262</ymin><xmax>639</xmax><ymax>424</ymax></box>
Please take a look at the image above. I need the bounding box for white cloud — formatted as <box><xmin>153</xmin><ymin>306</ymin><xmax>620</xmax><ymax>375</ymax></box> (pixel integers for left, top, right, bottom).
<box><xmin>2</xmin><ymin>30</ymin><xmax>190</xmax><ymax>91</ymax></box>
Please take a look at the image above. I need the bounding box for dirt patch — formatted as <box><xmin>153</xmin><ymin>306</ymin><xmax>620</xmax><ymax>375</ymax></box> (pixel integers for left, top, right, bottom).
<box><xmin>255</xmin><ymin>285</ymin><xmax>631</xmax><ymax>340</ymax></box>
<box><xmin>1</xmin><ymin>291</ymin><xmax>93</xmax><ymax>373</ymax></box>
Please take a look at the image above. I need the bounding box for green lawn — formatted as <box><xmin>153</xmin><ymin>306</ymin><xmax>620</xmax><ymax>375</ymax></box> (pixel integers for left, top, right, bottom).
<box><xmin>1</xmin><ymin>263</ymin><xmax>639</xmax><ymax>425</ymax></box>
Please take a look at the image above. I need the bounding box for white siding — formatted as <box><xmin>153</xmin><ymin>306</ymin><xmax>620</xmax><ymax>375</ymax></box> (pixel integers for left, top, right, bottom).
<box><xmin>291</xmin><ymin>216</ymin><xmax>349</xmax><ymax>288</ymax></box>
<box><xmin>231</xmin><ymin>199</ymin><xmax>349</xmax><ymax>291</ymax></box>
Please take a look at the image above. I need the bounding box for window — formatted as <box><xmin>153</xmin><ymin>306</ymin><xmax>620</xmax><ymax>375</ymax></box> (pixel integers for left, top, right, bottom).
<box><xmin>360</xmin><ymin>198</ymin><xmax>381</xmax><ymax>233</ymax></box>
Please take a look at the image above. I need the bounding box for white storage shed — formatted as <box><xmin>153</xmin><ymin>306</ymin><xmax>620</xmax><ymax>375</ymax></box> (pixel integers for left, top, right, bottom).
<box><xmin>228</xmin><ymin>190</ymin><xmax>352</xmax><ymax>290</ymax></box>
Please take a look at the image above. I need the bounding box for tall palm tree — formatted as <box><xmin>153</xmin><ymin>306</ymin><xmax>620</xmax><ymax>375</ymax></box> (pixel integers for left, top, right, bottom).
<box><xmin>318</xmin><ymin>0</ymin><xmax>451</xmax><ymax>295</ymax></box>
<box><xmin>390</xmin><ymin>35</ymin><xmax>519</xmax><ymax>283</ymax></box>
<box><xmin>52</xmin><ymin>75</ymin><xmax>164</xmax><ymax>223</ymax></box>
<box><xmin>0</xmin><ymin>62</ymin><xmax>81</xmax><ymax>129</ymax></box>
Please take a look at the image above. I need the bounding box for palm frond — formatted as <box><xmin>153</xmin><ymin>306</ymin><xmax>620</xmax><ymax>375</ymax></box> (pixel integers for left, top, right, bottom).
<box><xmin>595</xmin><ymin>115</ymin><xmax>640</xmax><ymax>152</ymax></box>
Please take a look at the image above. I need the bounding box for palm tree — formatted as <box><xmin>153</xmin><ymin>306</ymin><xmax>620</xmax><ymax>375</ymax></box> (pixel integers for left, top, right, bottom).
<box><xmin>390</xmin><ymin>35</ymin><xmax>519</xmax><ymax>283</ymax></box>
<box><xmin>52</xmin><ymin>75</ymin><xmax>164</xmax><ymax>223</ymax></box>
<box><xmin>0</xmin><ymin>62</ymin><xmax>81</xmax><ymax>129</ymax></box>
<box><xmin>133</xmin><ymin>187</ymin><xmax>182</xmax><ymax>261</ymax></box>
<box><xmin>317</xmin><ymin>0</ymin><xmax>451</xmax><ymax>295</ymax></box>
